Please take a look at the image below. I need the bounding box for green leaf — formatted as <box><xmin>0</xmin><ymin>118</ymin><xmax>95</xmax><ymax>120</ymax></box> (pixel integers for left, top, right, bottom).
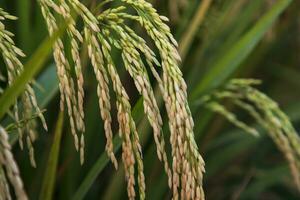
<box><xmin>240</xmin><ymin>165</ymin><xmax>290</xmax><ymax>199</ymax></box>
<box><xmin>17</xmin><ymin>0</ymin><xmax>32</xmax><ymax>53</ymax></box>
<box><xmin>191</xmin><ymin>0</ymin><xmax>292</xmax><ymax>99</ymax></box>
<box><xmin>35</xmin><ymin>64</ymin><xmax>59</xmax><ymax>107</ymax></box>
<box><xmin>39</xmin><ymin>111</ymin><xmax>64</xmax><ymax>200</ymax></box>
<box><xmin>72</xmin><ymin>137</ymin><xmax>122</xmax><ymax>200</ymax></box>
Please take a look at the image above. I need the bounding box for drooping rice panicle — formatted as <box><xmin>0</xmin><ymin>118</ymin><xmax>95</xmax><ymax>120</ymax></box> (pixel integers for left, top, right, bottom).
<box><xmin>204</xmin><ymin>101</ymin><xmax>259</xmax><ymax>137</ymax></box>
<box><xmin>39</xmin><ymin>0</ymin><xmax>81</xmax><ymax>159</ymax></box>
<box><xmin>104</xmin><ymin>20</ymin><xmax>173</xmax><ymax>181</ymax></box>
<box><xmin>99</xmin><ymin>34</ymin><xmax>146</xmax><ymax>200</ymax></box>
<box><xmin>0</xmin><ymin>166</ymin><xmax>11</xmax><ymax>200</ymax></box>
<box><xmin>38</xmin><ymin>0</ymin><xmax>205</xmax><ymax>198</ymax></box>
<box><xmin>67</xmin><ymin>0</ymin><xmax>119</xmax><ymax>167</ymax></box>
<box><xmin>202</xmin><ymin>78</ymin><xmax>300</xmax><ymax>190</ymax></box>
<box><xmin>84</xmin><ymin>27</ymin><xmax>118</xmax><ymax>169</ymax></box>
<box><xmin>97</xmin><ymin>1</ymin><xmax>205</xmax><ymax>198</ymax></box>
<box><xmin>0</xmin><ymin>126</ymin><xmax>28</xmax><ymax>200</ymax></box>
<box><xmin>21</xmin><ymin>94</ymin><xmax>38</xmax><ymax>167</ymax></box>
<box><xmin>116</xmin><ymin>1</ymin><xmax>205</xmax><ymax>199</ymax></box>
<box><xmin>58</xmin><ymin>0</ymin><xmax>86</xmax><ymax>137</ymax></box>
<box><xmin>0</xmin><ymin>8</ymin><xmax>47</xmax><ymax>167</ymax></box>
<box><xmin>58</xmin><ymin>0</ymin><xmax>86</xmax><ymax>164</ymax></box>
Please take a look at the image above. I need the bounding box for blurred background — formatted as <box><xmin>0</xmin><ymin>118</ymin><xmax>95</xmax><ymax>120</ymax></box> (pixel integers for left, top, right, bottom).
<box><xmin>1</xmin><ymin>0</ymin><xmax>300</xmax><ymax>199</ymax></box>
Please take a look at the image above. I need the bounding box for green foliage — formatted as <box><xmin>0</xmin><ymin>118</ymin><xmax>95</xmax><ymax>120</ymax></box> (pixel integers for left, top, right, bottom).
<box><xmin>191</xmin><ymin>0</ymin><xmax>292</xmax><ymax>98</ymax></box>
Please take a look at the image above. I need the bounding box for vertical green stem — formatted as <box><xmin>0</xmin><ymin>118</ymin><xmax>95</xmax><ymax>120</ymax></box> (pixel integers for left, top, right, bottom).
<box><xmin>39</xmin><ymin>111</ymin><xmax>64</xmax><ymax>200</ymax></box>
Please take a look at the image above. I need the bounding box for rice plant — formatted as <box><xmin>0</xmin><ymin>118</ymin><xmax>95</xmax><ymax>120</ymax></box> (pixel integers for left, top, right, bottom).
<box><xmin>0</xmin><ymin>0</ymin><xmax>299</xmax><ymax>199</ymax></box>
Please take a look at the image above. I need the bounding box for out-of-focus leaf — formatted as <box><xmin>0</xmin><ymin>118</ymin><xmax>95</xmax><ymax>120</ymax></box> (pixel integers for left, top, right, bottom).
<box><xmin>191</xmin><ymin>0</ymin><xmax>292</xmax><ymax>99</ymax></box>
<box><xmin>240</xmin><ymin>165</ymin><xmax>290</xmax><ymax>199</ymax></box>
<box><xmin>17</xmin><ymin>0</ymin><xmax>31</xmax><ymax>53</ymax></box>
<box><xmin>179</xmin><ymin>0</ymin><xmax>212</xmax><ymax>60</ymax></box>
<box><xmin>35</xmin><ymin>64</ymin><xmax>59</xmax><ymax>107</ymax></box>
<box><xmin>72</xmin><ymin>137</ymin><xmax>122</xmax><ymax>200</ymax></box>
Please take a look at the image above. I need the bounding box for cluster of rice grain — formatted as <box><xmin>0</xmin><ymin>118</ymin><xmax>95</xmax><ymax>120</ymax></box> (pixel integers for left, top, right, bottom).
<box><xmin>119</xmin><ymin>1</ymin><xmax>205</xmax><ymax>199</ymax></box>
<box><xmin>100</xmin><ymin>11</ymin><xmax>172</xmax><ymax>181</ymax></box>
<box><xmin>0</xmin><ymin>126</ymin><xmax>27</xmax><ymax>200</ymax></box>
<box><xmin>84</xmin><ymin>28</ymin><xmax>118</xmax><ymax>169</ymax></box>
<box><xmin>0</xmin><ymin>166</ymin><xmax>11</xmax><ymax>200</ymax></box>
<box><xmin>97</xmin><ymin>1</ymin><xmax>206</xmax><ymax>198</ymax></box>
<box><xmin>0</xmin><ymin>8</ymin><xmax>47</xmax><ymax>167</ymax></box>
<box><xmin>98</xmin><ymin>6</ymin><xmax>172</xmax><ymax>180</ymax></box>
<box><xmin>40</xmin><ymin>0</ymin><xmax>85</xmax><ymax>163</ymax></box>
<box><xmin>99</xmin><ymin>34</ymin><xmax>145</xmax><ymax>199</ymax></box>
<box><xmin>202</xmin><ymin>78</ymin><xmax>300</xmax><ymax>190</ymax></box>
<box><xmin>38</xmin><ymin>0</ymin><xmax>205</xmax><ymax>199</ymax></box>
<box><xmin>59</xmin><ymin>0</ymin><xmax>86</xmax><ymax>150</ymax></box>
<box><xmin>39</xmin><ymin>1</ymin><xmax>145</xmax><ymax>198</ymax></box>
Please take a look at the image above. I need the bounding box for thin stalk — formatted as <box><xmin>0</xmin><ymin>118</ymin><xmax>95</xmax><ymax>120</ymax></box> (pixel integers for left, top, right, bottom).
<box><xmin>179</xmin><ymin>0</ymin><xmax>212</xmax><ymax>60</ymax></box>
<box><xmin>39</xmin><ymin>111</ymin><xmax>64</xmax><ymax>200</ymax></box>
